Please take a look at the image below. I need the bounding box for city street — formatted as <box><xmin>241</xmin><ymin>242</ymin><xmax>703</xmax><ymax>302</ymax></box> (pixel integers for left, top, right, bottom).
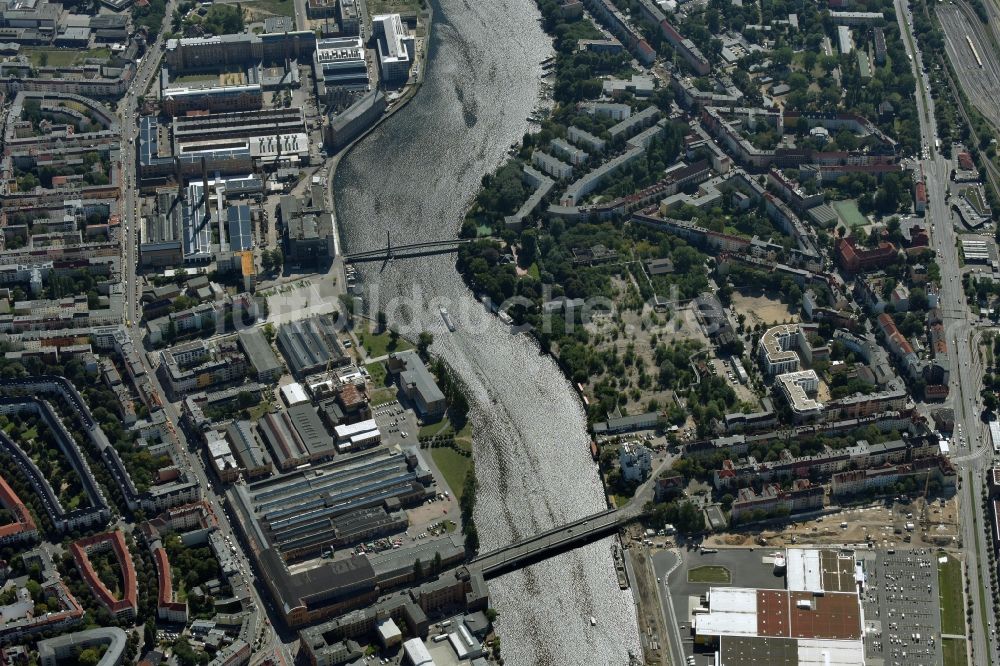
<box><xmin>896</xmin><ymin>1</ymin><xmax>997</xmax><ymax>663</ymax></box>
<box><xmin>117</xmin><ymin>5</ymin><xmax>294</xmax><ymax>663</ymax></box>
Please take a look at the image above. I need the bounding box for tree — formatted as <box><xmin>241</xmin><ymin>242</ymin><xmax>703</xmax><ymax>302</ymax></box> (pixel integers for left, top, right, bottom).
<box><xmin>77</xmin><ymin>648</ymin><xmax>101</xmax><ymax>666</ymax></box>
<box><xmin>417</xmin><ymin>331</ymin><xmax>433</xmax><ymax>360</ymax></box>
<box><xmin>413</xmin><ymin>558</ymin><xmax>423</xmax><ymax>579</ymax></box>
<box><xmin>377</xmin><ymin>310</ymin><xmax>388</xmax><ymax>333</ymax></box>
<box><xmin>519</xmin><ymin>229</ymin><xmax>538</xmax><ymax>267</ymax></box>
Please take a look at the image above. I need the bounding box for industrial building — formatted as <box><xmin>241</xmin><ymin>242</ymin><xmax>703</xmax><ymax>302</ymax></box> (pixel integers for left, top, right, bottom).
<box><xmin>277</xmin><ymin>314</ymin><xmax>349</xmax><ymax>376</ymax></box>
<box><xmin>333</xmin><ymin>418</ymin><xmax>382</xmax><ymax>452</ymax></box>
<box><xmin>371</xmin><ymin>13</ymin><xmax>414</xmax><ymax>84</ymax></box>
<box><xmin>325</xmin><ymin>90</ymin><xmax>387</xmax><ymax>150</ymax></box>
<box><xmin>225</xmin><ymin>419</ymin><xmax>274</xmax><ymax>479</ymax></box>
<box><xmin>693</xmin><ymin>588</ymin><xmax>863</xmax><ymax>662</ymax></box>
<box><xmin>238</xmin><ymin>328</ymin><xmax>284</xmax><ymax>383</ymax></box>
<box><xmin>279</xmin><ymin>193</ymin><xmax>337</xmax><ymax>266</ymax></box>
<box><xmin>161</xmin><ymin>81</ymin><xmax>264</xmax><ymax>116</ymax></box>
<box><xmin>314</xmin><ymin>36</ymin><xmax>370</xmax><ymax>100</ymax></box>
<box><xmin>226</xmin><ymin>205</ymin><xmax>254</xmax><ymax>253</ymax></box>
<box><xmin>386</xmin><ymin>351</ymin><xmax>446</xmax><ymax>419</ymax></box>
<box><xmin>171</xmin><ymin>109</ymin><xmax>309</xmax><ymax>171</ymax></box>
<box><xmin>227</xmin><ymin>446</ymin><xmax>435</xmax><ymax>560</ymax></box>
<box><xmin>138</xmin><ymin>115</ymin><xmax>254</xmax><ymax>182</ymax></box>
<box><xmin>172</xmin><ymin>107</ymin><xmax>308</xmax><ymax>147</ymax></box>
<box><xmin>140</xmin><ymin>108</ymin><xmax>308</xmax><ymax>184</ymax></box>
<box><xmin>257</xmin><ymin>403</ymin><xmax>338</xmax><ymax>471</ymax></box>
<box><xmin>165</xmin><ymin>30</ymin><xmax>318</xmax><ymax>73</ymax></box>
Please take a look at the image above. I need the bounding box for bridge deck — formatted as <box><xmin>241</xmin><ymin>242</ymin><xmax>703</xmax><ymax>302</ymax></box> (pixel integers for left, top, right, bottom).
<box><xmin>471</xmin><ymin>509</ymin><xmax>628</xmax><ymax>577</ymax></box>
<box><xmin>343</xmin><ymin>239</ymin><xmax>471</xmax><ymax>261</ymax></box>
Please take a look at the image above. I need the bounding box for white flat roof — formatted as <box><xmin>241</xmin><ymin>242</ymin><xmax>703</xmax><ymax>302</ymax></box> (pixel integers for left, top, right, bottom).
<box><xmin>378</xmin><ymin>617</ymin><xmax>401</xmax><ymax>640</ymax></box>
<box><xmin>693</xmin><ymin>611</ymin><xmax>758</xmax><ymax>637</ymax></box>
<box><xmin>402</xmin><ymin>638</ymin><xmax>435</xmax><ymax>666</ymax></box>
<box><xmin>208</xmin><ymin>437</ymin><xmax>232</xmax><ymax>458</ymax></box>
<box><xmin>709</xmin><ymin>586</ymin><xmax>758</xmax><ymax>613</ymax></box>
<box><xmin>797</xmin><ymin>638</ymin><xmax>866</xmax><ymax>665</ymax></box>
<box><xmin>786</xmin><ymin>548</ymin><xmax>823</xmax><ymax>593</ymax></box>
<box><xmin>335</xmin><ymin>418</ymin><xmax>379</xmax><ymax>439</ymax></box>
<box><xmin>695</xmin><ymin>587</ymin><xmax>759</xmax><ymax>637</ymax></box>
<box><xmin>281</xmin><ymin>382</ymin><xmax>309</xmax><ymax>405</ymax></box>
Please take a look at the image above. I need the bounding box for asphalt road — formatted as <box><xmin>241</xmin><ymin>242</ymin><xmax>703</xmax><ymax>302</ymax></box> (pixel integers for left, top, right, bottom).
<box><xmin>897</xmin><ymin>1</ymin><xmax>998</xmax><ymax>663</ymax></box>
<box><xmin>117</xmin><ymin>7</ymin><xmax>295</xmax><ymax>664</ymax></box>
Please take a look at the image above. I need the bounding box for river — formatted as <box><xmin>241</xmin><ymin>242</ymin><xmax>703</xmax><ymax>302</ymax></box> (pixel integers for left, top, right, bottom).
<box><xmin>332</xmin><ymin>0</ymin><xmax>642</xmax><ymax>663</ymax></box>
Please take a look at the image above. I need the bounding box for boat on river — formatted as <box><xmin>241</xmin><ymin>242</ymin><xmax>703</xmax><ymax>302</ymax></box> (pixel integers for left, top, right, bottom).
<box><xmin>440</xmin><ymin>308</ymin><xmax>456</xmax><ymax>332</ymax></box>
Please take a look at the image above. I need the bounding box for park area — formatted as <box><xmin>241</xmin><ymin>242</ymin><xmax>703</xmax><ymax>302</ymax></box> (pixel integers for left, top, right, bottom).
<box><xmin>358</xmin><ymin>321</ymin><xmax>413</xmax><ymax>359</ymax></box>
<box><xmin>833</xmin><ymin>199</ymin><xmax>867</xmax><ymax>229</ymax></box>
<box><xmin>421</xmin><ymin>417</ymin><xmax>473</xmax><ymax>501</ymax></box>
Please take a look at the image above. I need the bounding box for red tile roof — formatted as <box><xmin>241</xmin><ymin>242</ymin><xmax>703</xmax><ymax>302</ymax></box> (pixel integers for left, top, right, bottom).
<box><xmin>153</xmin><ymin>546</ymin><xmax>186</xmax><ymax>615</ymax></box>
<box><xmin>0</xmin><ymin>474</ymin><xmax>36</xmax><ymax>541</ymax></box>
<box><xmin>69</xmin><ymin>531</ymin><xmax>138</xmax><ymax>617</ymax></box>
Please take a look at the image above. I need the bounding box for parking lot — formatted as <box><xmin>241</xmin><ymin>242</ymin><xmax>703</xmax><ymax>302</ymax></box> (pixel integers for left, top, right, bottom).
<box><xmin>859</xmin><ymin>549</ymin><xmax>943</xmax><ymax>666</ymax></box>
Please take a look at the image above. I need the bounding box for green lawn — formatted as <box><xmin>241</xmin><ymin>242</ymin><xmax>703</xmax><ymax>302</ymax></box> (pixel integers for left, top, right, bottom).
<box><xmin>419</xmin><ymin>418</ymin><xmax>452</xmax><ymax>439</ymax></box>
<box><xmin>367</xmin><ymin>0</ymin><xmax>425</xmax><ymax>14</ymax></box>
<box><xmin>358</xmin><ymin>323</ymin><xmax>413</xmax><ymax>359</ymax></box>
<box><xmin>241</xmin><ymin>0</ymin><xmax>294</xmax><ymax>17</ymax></box>
<box><xmin>369</xmin><ymin>387</ymin><xmax>398</xmax><ymax>407</ymax></box>
<box><xmin>938</xmin><ymin>552</ymin><xmax>966</xmax><ymax>636</ymax></box>
<box><xmin>942</xmin><ymin>637</ymin><xmax>968</xmax><ymax>666</ymax></box>
<box><xmin>612</xmin><ymin>494</ymin><xmax>633</xmax><ymax>508</ymax></box>
<box><xmin>419</xmin><ymin>418</ymin><xmax>473</xmax><ymax>447</ymax></box>
<box><xmin>172</xmin><ymin>72</ymin><xmax>219</xmax><ymax>84</ymax></box>
<box><xmin>430</xmin><ymin>447</ymin><xmax>472</xmax><ymax>500</ymax></box>
<box><xmin>687</xmin><ymin>566</ymin><xmax>732</xmax><ymax>584</ymax></box>
<box><xmin>832</xmin><ymin>199</ymin><xmax>867</xmax><ymax>229</ymax></box>
<box><xmin>23</xmin><ymin>48</ymin><xmax>109</xmax><ymax>67</ymax></box>
<box><xmin>366</xmin><ymin>361</ymin><xmax>388</xmax><ymax>387</ymax></box>
<box><xmin>246</xmin><ymin>399</ymin><xmax>272</xmax><ymax>421</ymax></box>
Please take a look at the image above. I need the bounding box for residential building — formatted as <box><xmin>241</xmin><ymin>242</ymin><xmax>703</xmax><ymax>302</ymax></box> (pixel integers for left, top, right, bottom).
<box><xmin>758</xmin><ymin>323</ymin><xmax>829</xmax><ymax>376</ymax></box>
<box><xmin>730</xmin><ymin>479</ymin><xmax>824</xmax><ymax>522</ymax></box>
<box><xmin>836</xmin><ymin>237</ymin><xmax>898</xmax><ymax>273</ymax></box>
<box><xmin>619</xmin><ymin>442</ymin><xmax>652</xmax><ymax>482</ymax></box>
<box><xmin>37</xmin><ymin>628</ymin><xmax>128</xmax><ymax>666</ymax></box>
<box><xmin>69</xmin><ymin>531</ymin><xmax>138</xmax><ymax>622</ymax></box>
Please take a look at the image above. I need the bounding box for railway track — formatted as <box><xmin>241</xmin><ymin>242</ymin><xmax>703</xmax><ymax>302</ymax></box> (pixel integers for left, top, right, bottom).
<box><xmin>935</xmin><ymin>0</ymin><xmax>1000</xmax><ymax>194</ymax></box>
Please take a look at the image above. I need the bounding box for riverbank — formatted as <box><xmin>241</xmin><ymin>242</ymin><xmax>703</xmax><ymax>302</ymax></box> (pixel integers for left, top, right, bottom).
<box><xmin>328</xmin><ymin>0</ymin><xmax>641</xmax><ymax>658</ymax></box>
<box><xmin>351</xmin><ymin>313</ymin><xmax>481</xmax><ymax>552</ymax></box>
<box><xmin>324</xmin><ymin>5</ymin><xmax>433</xmax><ymax>252</ymax></box>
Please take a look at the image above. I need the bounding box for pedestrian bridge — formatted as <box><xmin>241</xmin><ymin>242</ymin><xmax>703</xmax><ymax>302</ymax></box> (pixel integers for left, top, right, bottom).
<box><xmin>343</xmin><ymin>239</ymin><xmax>472</xmax><ymax>263</ymax></box>
<box><xmin>469</xmin><ymin>506</ymin><xmax>639</xmax><ymax>579</ymax></box>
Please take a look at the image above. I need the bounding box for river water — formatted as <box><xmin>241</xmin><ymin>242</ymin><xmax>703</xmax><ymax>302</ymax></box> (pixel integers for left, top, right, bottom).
<box><xmin>333</xmin><ymin>0</ymin><xmax>641</xmax><ymax>663</ymax></box>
